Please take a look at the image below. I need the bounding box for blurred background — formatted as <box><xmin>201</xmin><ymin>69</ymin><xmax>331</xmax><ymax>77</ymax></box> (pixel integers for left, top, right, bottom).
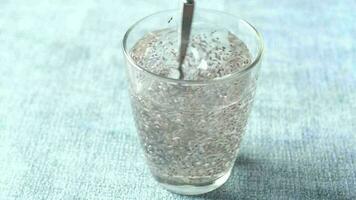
<box><xmin>0</xmin><ymin>0</ymin><xmax>355</xmax><ymax>199</ymax></box>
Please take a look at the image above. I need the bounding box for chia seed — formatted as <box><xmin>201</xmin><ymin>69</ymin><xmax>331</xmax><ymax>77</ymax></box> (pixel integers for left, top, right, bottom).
<box><xmin>129</xmin><ymin>28</ymin><xmax>256</xmax><ymax>186</ymax></box>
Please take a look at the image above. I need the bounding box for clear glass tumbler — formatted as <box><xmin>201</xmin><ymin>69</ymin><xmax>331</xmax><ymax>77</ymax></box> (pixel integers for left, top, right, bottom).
<box><xmin>122</xmin><ymin>9</ymin><xmax>263</xmax><ymax>195</ymax></box>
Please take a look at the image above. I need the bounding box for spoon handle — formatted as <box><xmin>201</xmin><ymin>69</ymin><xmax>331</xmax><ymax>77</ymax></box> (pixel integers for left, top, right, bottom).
<box><xmin>178</xmin><ymin>0</ymin><xmax>195</xmax><ymax>80</ymax></box>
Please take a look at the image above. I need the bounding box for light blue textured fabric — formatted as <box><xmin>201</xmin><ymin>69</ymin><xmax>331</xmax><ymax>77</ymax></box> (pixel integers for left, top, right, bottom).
<box><xmin>0</xmin><ymin>0</ymin><xmax>355</xmax><ymax>199</ymax></box>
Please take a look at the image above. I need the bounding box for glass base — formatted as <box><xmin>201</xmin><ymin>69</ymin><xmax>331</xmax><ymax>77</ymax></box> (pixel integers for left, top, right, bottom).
<box><xmin>158</xmin><ymin>170</ymin><xmax>231</xmax><ymax>195</ymax></box>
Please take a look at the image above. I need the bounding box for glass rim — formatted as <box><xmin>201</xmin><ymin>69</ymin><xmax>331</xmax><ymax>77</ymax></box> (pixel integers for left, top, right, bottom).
<box><xmin>122</xmin><ymin>9</ymin><xmax>264</xmax><ymax>85</ymax></box>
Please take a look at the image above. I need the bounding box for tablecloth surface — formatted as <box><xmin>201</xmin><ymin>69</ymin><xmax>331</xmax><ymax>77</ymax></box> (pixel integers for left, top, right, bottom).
<box><xmin>0</xmin><ymin>0</ymin><xmax>355</xmax><ymax>199</ymax></box>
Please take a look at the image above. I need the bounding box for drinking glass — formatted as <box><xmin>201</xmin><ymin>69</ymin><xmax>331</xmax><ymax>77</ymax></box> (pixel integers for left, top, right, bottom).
<box><xmin>122</xmin><ymin>9</ymin><xmax>263</xmax><ymax>195</ymax></box>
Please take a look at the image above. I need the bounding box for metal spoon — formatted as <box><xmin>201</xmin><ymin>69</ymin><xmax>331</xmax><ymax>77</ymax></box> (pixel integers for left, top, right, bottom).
<box><xmin>178</xmin><ymin>0</ymin><xmax>195</xmax><ymax>80</ymax></box>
